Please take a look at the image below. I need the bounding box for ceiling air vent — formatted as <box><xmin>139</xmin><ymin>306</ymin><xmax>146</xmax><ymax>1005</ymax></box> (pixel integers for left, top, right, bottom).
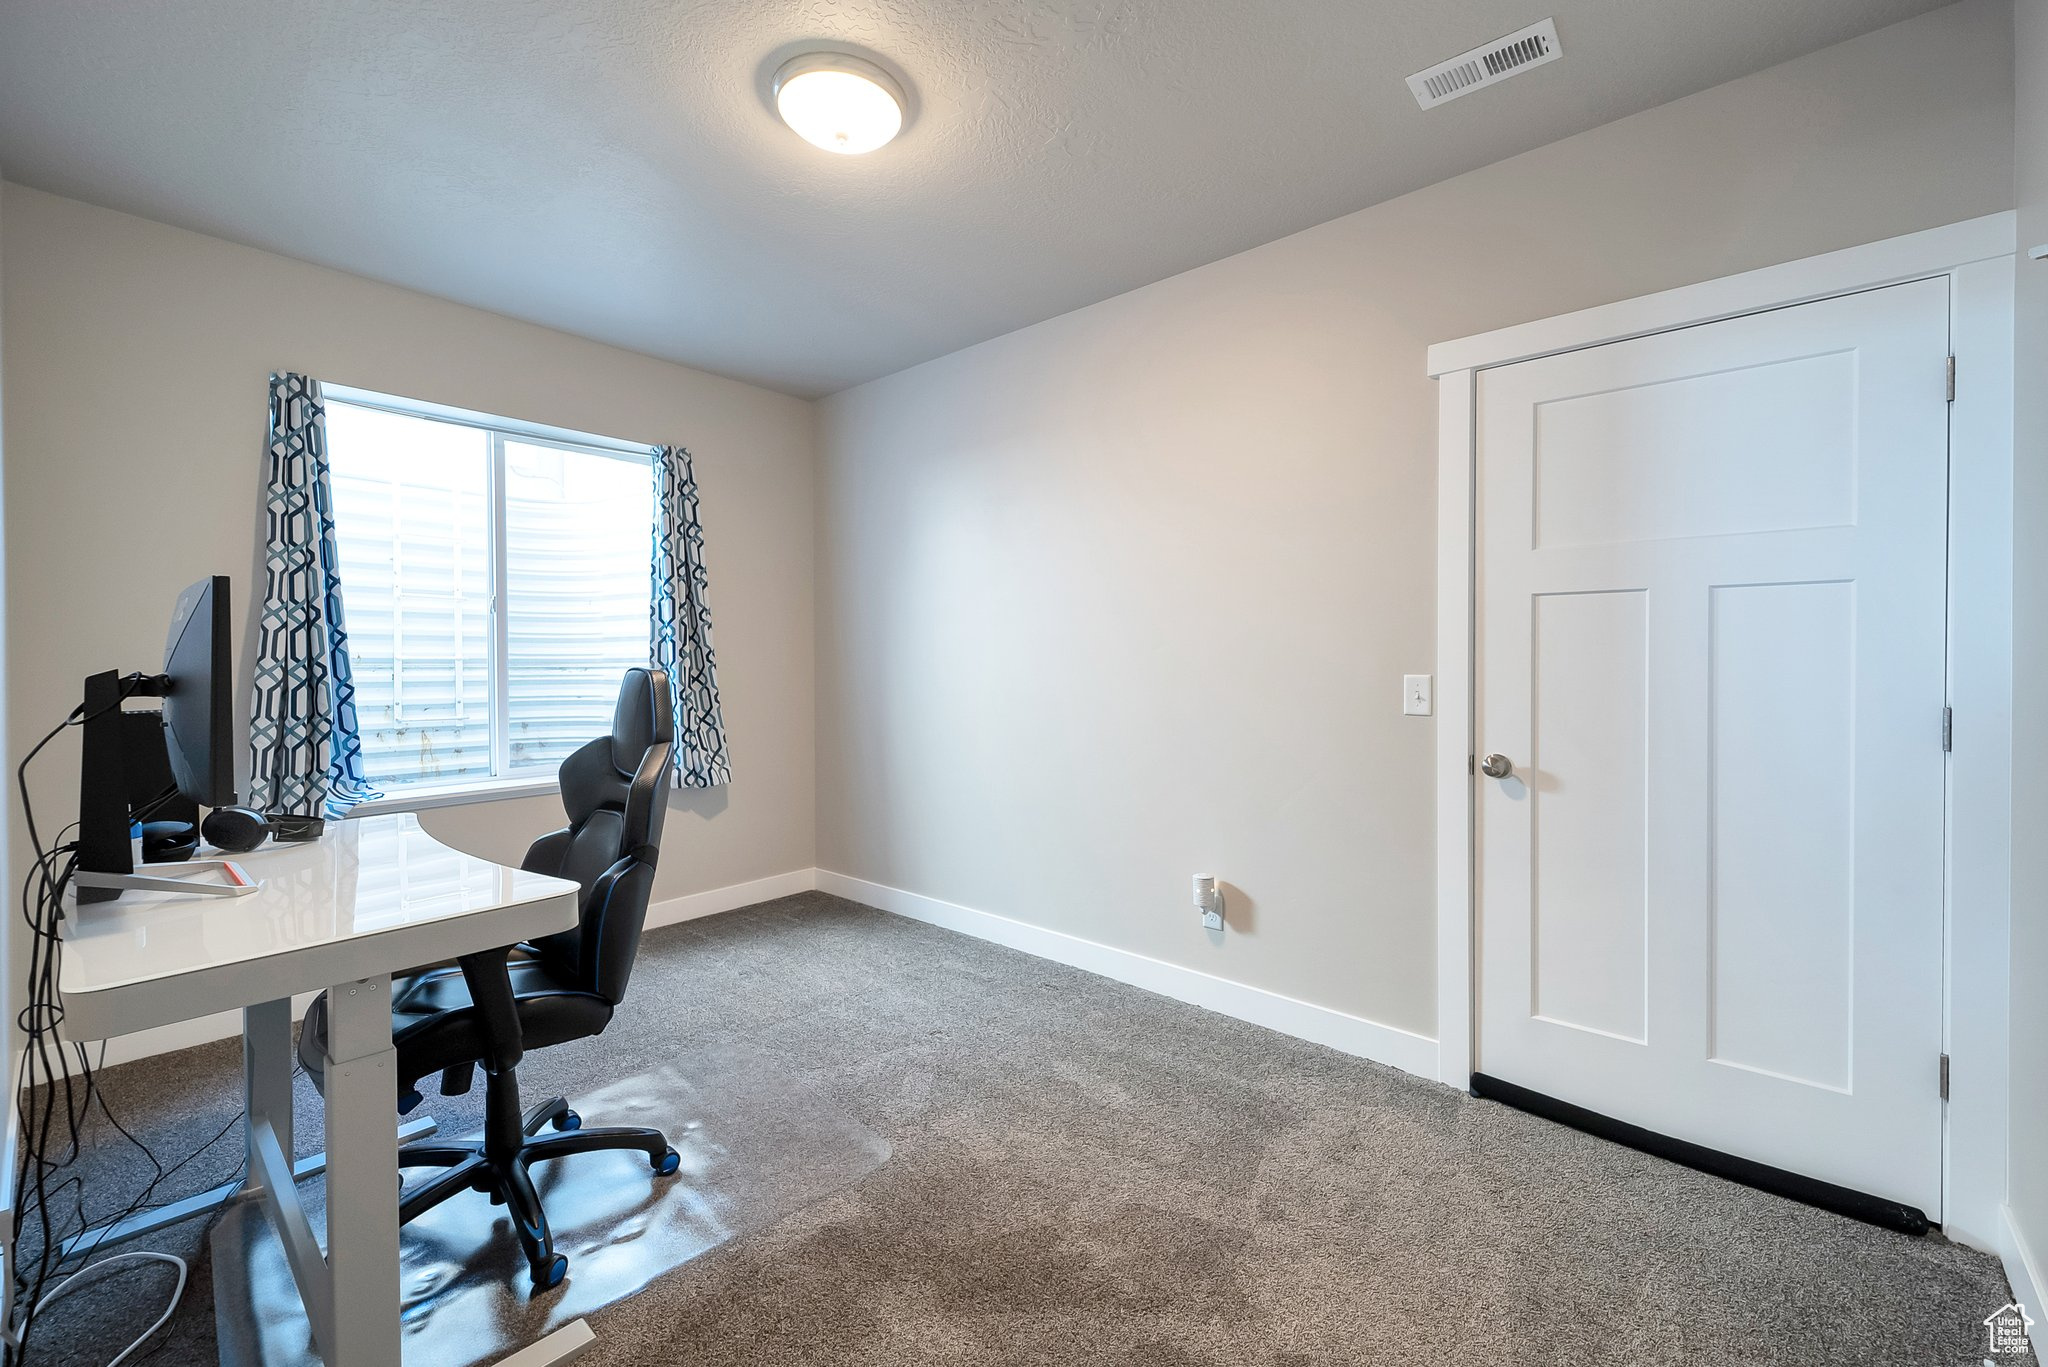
<box><xmin>1407</xmin><ymin>19</ymin><xmax>1561</xmax><ymax>109</ymax></box>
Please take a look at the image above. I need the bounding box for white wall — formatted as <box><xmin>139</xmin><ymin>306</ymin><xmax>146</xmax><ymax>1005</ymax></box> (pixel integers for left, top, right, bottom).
<box><xmin>0</xmin><ymin>173</ymin><xmax>14</xmax><ymax>1267</ymax></box>
<box><xmin>815</xmin><ymin>0</ymin><xmax>2017</xmax><ymax>1041</ymax></box>
<box><xmin>2007</xmin><ymin>0</ymin><xmax>2048</xmax><ymax>1316</ymax></box>
<box><xmin>1</xmin><ymin>185</ymin><xmax>818</xmax><ymax>949</ymax></box>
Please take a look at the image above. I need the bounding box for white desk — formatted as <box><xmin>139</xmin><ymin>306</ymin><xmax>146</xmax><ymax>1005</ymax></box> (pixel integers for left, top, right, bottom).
<box><xmin>60</xmin><ymin>813</ymin><xmax>580</xmax><ymax>1367</ymax></box>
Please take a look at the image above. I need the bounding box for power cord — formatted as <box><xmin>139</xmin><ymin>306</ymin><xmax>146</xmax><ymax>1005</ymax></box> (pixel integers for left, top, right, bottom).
<box><xmin>29</xmin><ymin>1253</ymin><xmax>185</xmax><ymax>1367</ymax></box>
<box><xmin>6</xmin><ymin>689</ymin><xmax>242</xmax><ymax>1366</ymax></box>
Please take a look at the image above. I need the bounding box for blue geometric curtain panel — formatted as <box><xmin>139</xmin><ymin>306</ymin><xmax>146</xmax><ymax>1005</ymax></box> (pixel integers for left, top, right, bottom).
<box><xmin>650</xmin><ymin>444</ymin><xmax>732</xmax><ymax>787</ymax></box>
<box><xmin>248</xmin><ymin>373</ymin><xmax>381</xmax><ymax>818</ymax></box>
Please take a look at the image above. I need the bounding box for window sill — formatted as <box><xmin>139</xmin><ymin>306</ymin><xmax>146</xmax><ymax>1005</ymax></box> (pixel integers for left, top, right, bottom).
<box><xmin>347</xmin><ymin>777</ymin><xmax>560</xmax><ymax>817</ymax></box>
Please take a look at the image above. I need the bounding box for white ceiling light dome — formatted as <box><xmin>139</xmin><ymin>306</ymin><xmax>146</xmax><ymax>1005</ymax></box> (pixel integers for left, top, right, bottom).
<box><xmin>772</xmin><ymin>52</ymin><xmax>905</xmax><ymax>155</ymax></box>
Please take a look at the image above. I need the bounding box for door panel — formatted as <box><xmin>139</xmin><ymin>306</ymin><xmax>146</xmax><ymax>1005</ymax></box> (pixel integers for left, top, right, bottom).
<box><xmin>1475</xmin><ymin>278</ymin><xmax>1950</xmax><ymax>1214</ymax></box>
<box><xmin>1532</xmin><ymin>349</ymin><xmax>1860</xmax><ymax>548</ymax></box>
<box><xmin>1707</xmin><ymin>579</ymin><xmax>1855</xmax><ymax>1091</ymax></box>
<box><xmin>1530</xmin><ymin>590</ymin><xmax>1648</xmax><ymax>1043</ymax></box>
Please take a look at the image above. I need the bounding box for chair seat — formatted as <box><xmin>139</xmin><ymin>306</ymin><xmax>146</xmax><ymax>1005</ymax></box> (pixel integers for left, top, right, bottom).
<box><xmin>298</xmin><ymin>957</ymin><xmax>614</xmax><ymax>1106</ymax></box>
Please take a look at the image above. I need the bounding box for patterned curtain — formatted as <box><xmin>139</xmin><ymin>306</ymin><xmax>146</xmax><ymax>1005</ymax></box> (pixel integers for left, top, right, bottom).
<box><xmin>248</xmin><ymin>374</ymin><xmax>381</xmax><ymax>817</ymax></box>
<box><xmin>650</xmin><ymin>444</ymin><xmax>731</xmax><ymax>787</ymax></box>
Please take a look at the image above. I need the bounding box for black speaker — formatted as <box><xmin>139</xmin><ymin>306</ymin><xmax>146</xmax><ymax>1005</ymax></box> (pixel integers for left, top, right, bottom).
<box><xmin>201</xmin><ymin>806</ymin><xmax>271</xmax><ymax>853</ymax></box>
<box><xmin>140</xmin><ymin>820</ymin><xmax>200</xmax><ymax>863</ymax></box>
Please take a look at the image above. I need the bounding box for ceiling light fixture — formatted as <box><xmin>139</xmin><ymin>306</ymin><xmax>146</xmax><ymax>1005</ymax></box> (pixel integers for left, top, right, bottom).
<box><xmin>772</xmin><ymin>53</ymin><xmax>904</xmax><ymax>155</ymax></box>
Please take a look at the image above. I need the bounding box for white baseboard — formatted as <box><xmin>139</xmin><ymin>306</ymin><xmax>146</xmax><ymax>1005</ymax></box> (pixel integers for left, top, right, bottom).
<box><xmin>2005</xmin><ymin>1203</ymin><xmax>2047</xmax><ymax>1323</ymax></box>
<box><xmin>815</xmin><ymin>869</ymin><xmax>1441</xmax><ymax>1081</ymax></box>
<box><xmin>644</xmin><ymin>868</ymin><xmax>819</xmax><ymax>930</ymax></box>
<box><xmin>86</xmin><ymin>869</ymin><xmax>821</xmax><ymax>1068</ymax></box>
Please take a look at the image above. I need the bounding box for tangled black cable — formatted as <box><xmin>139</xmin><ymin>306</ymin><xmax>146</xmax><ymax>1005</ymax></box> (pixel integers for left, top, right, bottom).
<box><xmin>7</xmin><ymin>688</ymin><xmax>241</xmax><ymax>1365</ymax></box>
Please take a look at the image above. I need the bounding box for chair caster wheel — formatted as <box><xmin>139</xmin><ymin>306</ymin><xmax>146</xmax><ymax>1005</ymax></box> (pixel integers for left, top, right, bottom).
<box><xmin>531</xmin><ymin>1254</ymin><xmax>568</xmax><ymax>1291</ymax></box>
<box><xmin>552</xmin><ymin>1109</ymin><xmax>581</xmax><ymax>1132</ymax></box>
<box><xmin>488</xmin><ymin>1187</ymin><xmax>507</xmax><ymax>1206</ymax></box>
<box><xmin>653</xmin><ymin>1147</ymin><xmax>680</xmax><ymax>1176</ymax></box>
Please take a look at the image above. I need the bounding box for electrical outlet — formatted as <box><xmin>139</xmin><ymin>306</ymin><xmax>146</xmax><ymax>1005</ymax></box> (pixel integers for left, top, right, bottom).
<box><xmin>1403</xmin><ymin>674</ymin><xmax>1433</xmax><ymax>716</ymax></box>
<box><xmin>1193</xmin><ymin>875</ymin><xmax>1224</xmax><ymax>932</ymax></box>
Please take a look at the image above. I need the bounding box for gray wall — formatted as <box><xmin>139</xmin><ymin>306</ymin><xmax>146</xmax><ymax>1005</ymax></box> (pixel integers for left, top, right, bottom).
<box><xmin>2010</xmin><ymin>0</ymin><xmax>2048</xmax><ymax>1306</ymax></box>
<box><xmin>815</xmin><ymin>0</ymin><xmax>2017</xmax><ymax>1039</ymax></box>
<box><xmin>0</xmin><ymin>186</ymin><xmax>819</xmax><ymax>928</ymax></box>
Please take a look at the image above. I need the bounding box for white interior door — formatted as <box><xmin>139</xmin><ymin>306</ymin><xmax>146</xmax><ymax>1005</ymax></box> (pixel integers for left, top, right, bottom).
<box><xmin>1474</xmin><ymin>277</ymin><xmax>1951</xmax><ymax>1214</ymax></box>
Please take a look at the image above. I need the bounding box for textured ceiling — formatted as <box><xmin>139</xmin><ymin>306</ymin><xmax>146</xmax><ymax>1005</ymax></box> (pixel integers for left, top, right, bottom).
<box><xmin>0</xmin><ymin>0</ymin><xmax>1953</xmax><ymax>396</ymax></box>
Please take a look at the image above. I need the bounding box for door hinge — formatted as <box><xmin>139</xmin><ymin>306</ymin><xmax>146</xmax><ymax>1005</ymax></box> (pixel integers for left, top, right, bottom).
<box><xmin>1940</xmin><ymin>1053</ymin><xmax>1950</xmax><ymax>1101</ymax></box>
<box><xmin>1942</xmin><ymin>706</ymin><xmax>1954</xmax><ymax>752</ymax></box>
<box><xmin>1468</xmin><ymin>754</ymin><xmax>1476</xmax><ymax>775</ymax></box>
<box><xmin>1946</xmin><ymin>355</ymin><xmax>1956</xmax><ymax>402</ymax></box>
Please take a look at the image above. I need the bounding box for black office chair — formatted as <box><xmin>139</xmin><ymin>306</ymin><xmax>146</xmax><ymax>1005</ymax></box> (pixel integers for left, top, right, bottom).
<box><xmin>298</xmin><ymin>667</ymin><xmax>681</xmax><ymax>1290</ymax></box>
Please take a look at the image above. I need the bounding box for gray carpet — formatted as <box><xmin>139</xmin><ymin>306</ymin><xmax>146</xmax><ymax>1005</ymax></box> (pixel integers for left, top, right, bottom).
<box><xmin>33</xmin><ymin>893</ymin><xmax>2029</xmax><ymax>1366</ymax></box>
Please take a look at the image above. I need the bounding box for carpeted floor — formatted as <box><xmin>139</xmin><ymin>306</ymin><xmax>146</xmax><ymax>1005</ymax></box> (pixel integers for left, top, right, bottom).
<box><xmin>35</xmin><ymin>892</ymin><xmax>2030</xmax><ymax>1366</ymax></box>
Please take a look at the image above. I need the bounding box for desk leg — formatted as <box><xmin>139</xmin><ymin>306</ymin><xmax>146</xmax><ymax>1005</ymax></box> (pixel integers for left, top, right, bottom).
<box><xmin>321</xmin><ymin>975</ymin><xmax>402</xmax><ymax>1367</ymax></box>
<box><xmin>243</xmin><ymin>998</ymin><xmax>296</xmax><ymax>1187</ymax></box>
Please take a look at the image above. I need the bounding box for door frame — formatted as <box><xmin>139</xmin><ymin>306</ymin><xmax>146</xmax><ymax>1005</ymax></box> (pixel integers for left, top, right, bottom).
<box><xmin>1428</xmin><ymin>212</ymin><xmax>2016</xmax><ymax>1251</ymax></box>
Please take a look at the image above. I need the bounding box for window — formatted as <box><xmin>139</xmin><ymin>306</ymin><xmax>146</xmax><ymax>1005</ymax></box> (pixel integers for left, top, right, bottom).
<box><xmin>324</xmin><ymin>391</ymin><xmax>655</xmax><ymax>796</ymax></box>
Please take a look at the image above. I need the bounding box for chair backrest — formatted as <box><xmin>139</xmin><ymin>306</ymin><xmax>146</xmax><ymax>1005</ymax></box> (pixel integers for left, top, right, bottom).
<box><xmin>522</xmin><ymin>667</ymin><xmax>673</xmax><ymax>1004</ymax></box>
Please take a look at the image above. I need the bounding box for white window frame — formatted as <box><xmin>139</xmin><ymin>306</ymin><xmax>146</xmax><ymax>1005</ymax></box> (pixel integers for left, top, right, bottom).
<box><xmin>321</xmin><ymin>384</ymin><xmax>655</xmax><ymax>815</ymax></box>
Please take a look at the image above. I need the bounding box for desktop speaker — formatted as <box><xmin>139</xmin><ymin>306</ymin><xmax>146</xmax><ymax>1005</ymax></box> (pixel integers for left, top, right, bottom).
<box><xmin>202</xmin><ymin>806</ymin><xmax>270</xmax><ymax>853</ymax></box>
<box><xmin>140</xmin><ymin>820</ymin><xmax>200</xmax><ymax>863</ymax></box>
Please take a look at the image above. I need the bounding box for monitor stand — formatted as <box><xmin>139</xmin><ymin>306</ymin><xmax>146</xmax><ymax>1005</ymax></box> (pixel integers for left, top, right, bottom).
<box><xmin>73</xmin><ymin>858</ymin><xmax>259</xmax><ymax>899</ymax></box>
<box><xmin>74</xmin><ymin>668</ymin><xmax>261</xmax><ymax>902</ymax></box>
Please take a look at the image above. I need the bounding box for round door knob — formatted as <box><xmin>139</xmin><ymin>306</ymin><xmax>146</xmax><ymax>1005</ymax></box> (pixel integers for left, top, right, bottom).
<box><xmin>1480</xmin><ymin>753</ymin><xmax>1514</xmax><ymax>779</ymax></box>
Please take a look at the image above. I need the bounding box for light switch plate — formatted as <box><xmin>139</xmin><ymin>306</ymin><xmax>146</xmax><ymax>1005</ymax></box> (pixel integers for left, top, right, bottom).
<box><xmin>1403</xmin><ymin>674</ymin><xmax>1433</xmax><ymax>716</ymax></box>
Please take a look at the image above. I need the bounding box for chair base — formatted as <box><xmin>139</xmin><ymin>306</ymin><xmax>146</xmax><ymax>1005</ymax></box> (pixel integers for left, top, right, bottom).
<box><xmin>399</xmin><ymin>1090</ymin><xmax>679</xmax><ymax>1291</ymax></box>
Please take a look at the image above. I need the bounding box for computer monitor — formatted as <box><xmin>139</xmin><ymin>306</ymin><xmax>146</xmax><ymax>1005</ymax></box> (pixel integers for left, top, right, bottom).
<box><xmin>74</xmin><ymin>575</ymin><xmax>242</xmax><ymax>904</ymax></box>
<box><xmin>160</xmin><ymin>575</ymin><xmax>234</xmax><ymax>808</ymax></box>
